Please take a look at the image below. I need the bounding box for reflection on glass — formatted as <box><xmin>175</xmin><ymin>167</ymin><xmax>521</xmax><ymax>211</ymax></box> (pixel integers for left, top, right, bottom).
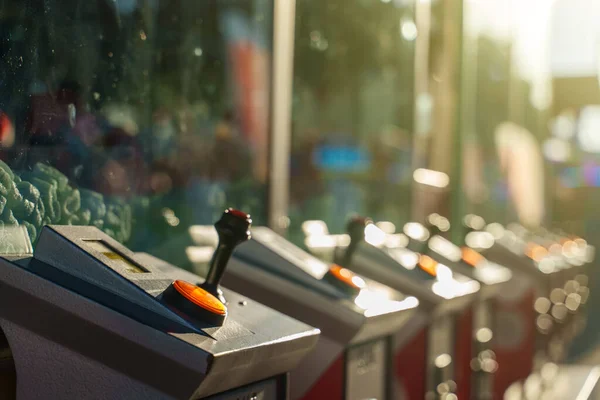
<box><xmin>288</xmin><ymin>0</ymin><xmax>416</xmax><ymax>243</ymax></box>
<box><xmin>0</xmin><ymin>0</ymin><xmax>272</xmax><ymax>267</ymax></box>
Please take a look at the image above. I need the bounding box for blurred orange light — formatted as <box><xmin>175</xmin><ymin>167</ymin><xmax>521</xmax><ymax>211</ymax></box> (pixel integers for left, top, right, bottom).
<box><xmin>562</xmin><ymin>240</ymin><xmax>578</xmax><ymax>257</ymax></box>
<box><xmin>462</xmin><ymin>247</ymin><xmax>485</xmax><ymax>267</ymax></box>
<box><xmin>329</xmin><ymin>264</ymin><xmax>364</xmax><ymax>289</ymax></box>
<box><xmin>419</xmin><ymin>255</ymin><xmax>438</xmax><ymax>276</ymax></box>
<box><xmin>527</xmin><ymin>244</ymin><xmax>548</xmax><ymax>262</ymax></box>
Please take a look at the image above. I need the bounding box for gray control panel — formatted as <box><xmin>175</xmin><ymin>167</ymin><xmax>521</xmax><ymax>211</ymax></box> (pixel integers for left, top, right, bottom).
<box><xmin>0</xmin><ymin>224</ymin><xmax>319</xmax><ymax>399</ymax></box>
<box><xmin>188</xmin><ymin>226</ymin><xmax>421</xmax><ymax>400</ymax></box>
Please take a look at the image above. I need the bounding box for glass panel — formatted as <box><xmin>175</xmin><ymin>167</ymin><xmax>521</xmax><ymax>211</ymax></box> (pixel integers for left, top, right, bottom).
<box><xmin>0</xmin><ymin>0</ymin><xmax>273</xmax><ymax>266</ymax></box>
<box><xmin>412</xmin><ymin>0</ymin><xmax>461</xmax><ymax>229</ymax></box>
<box><xmin>546</xmin><ymin>0</ymin><xmax>600</xmax><ymax>234</ymax></box>
<box><xmin>289</xmin><ymin>0</ymin><xmax>416</xmax><ymax>243</ymax></box>
<box><xmin>459</xmin><ymin>0</ymin><xmax>556</xmax><ymax>230</ymax></box>
<box><xmin>458</xmin><ymin>0</ymin><xmax>515</xmax><ymax>226</ymax></box>
<box><xmin>457</xmin><ymin>0</ymin><xmax>600</xmax><ymax>360</ymax></box>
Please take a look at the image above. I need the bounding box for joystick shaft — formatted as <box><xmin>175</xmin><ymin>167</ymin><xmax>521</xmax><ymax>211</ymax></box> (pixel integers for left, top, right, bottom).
<box><xmin>338</xmin><ymin>216</ymin><xmax>371</xmax><ymax>267</ymax></box>
<box><xmin>201</xmin><ymin>208</ymin><xmax>252</xmax><ymax>302</ymax></box>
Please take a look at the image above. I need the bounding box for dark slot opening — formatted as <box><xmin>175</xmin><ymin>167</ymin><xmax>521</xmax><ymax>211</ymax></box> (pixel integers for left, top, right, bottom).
<box><xmin>0</xmin><ymin>327</ymin><xmax>16</xmax><ymax>400</ymax></box>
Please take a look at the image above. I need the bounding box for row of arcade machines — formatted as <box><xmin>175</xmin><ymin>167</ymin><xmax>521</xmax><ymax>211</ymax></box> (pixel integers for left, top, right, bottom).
<box><xmin>0</xmin><ymin>207</ymin><xmax>596</xmax><ymax>399</ymax></box>
<box><xmin>187</xmin><ymin>211</ymin><xmax>597</xmax><ymax>399</ymax></box>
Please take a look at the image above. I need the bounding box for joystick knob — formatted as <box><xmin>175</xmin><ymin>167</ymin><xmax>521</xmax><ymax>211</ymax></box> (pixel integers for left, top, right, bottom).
<box><xmin>201</xmin><ymin>208</ymin><xmax>252</xmax><ymax>303</ymax></box>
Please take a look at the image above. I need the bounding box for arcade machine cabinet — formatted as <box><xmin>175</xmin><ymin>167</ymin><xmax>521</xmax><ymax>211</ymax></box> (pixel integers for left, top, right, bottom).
<box><xmin>0</xmin><ymin>332</ymin><xmax>15</xmax><ymax>400</ymax></box>
<box><xmin>395</xmin><ymin>214</ymin><xmax>513</xmax><ymax>399</ymax></box>
<box><xmin>184</xmin><ymin>219</ymin><xmax>422</xmax><ymax>400</ymax></box>
<box><xmin>0</xmin><ymin>212</ymin><xmax>320</xmax><ymax>399</ymax></box>
<box><xmin>311</xmin><ymin>217</ymin><xmax>481</xmax><ymax>399</ymax></box>
<box><xmin>466</xmin><ymin>219</ymin><xmax>593</xmax><ymax>397</ymax></box>
<box><xmin>504</xmin><ymin>364</ymin><xmax>600</xmax><ymax>400</ymax></box>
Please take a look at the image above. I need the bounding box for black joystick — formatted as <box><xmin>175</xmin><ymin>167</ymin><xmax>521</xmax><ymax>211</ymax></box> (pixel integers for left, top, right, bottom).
<box><xmin>338</xmin><ymin>216</ymin><xmax>372</xmax><ymax>268</ymax></box>
<box><xmin>201</xmin><ymin>208</ymin><xmax>252</xmax><ymax>304</ymax></box>
<box><xmin>160</xmin><ymin>209</ymin><xmax>250</xmax><ymax>326</ymax></box>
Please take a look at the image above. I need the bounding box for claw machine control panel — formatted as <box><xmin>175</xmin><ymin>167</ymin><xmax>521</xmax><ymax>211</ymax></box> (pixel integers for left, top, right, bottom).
<box><xmin>187</xmin><ymin>220</ymin><xmax>422</xmax><ymax>400</ymax></box>
<box><xmin>0</xmin><ymin>210</ymin><xmax>319</xmax><ymax>400</ymax></box>
<box><xmin>304</xmin><ymin>217</ymin><xmax>481</xmax><ymax>399</ymax></box>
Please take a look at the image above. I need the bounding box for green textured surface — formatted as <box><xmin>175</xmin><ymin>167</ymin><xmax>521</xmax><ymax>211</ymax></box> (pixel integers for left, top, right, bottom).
<box><xmin>0</xmin><ymin>162</ymin><xmax>142</xmax><ymax>245</ymax></box>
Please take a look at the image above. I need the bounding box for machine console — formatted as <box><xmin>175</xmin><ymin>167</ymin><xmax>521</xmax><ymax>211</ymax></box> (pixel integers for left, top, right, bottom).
<box><xmin>0</xmin><ymin>210</ymin><xmax>319</xmax><ymax>399</ymax></box>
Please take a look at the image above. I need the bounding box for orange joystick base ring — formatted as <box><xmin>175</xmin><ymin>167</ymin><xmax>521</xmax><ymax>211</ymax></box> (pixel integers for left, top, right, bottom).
<box><xmin>323</xmin><ymin>264</ymin><xmax>363</xmax><ymax>297</ymax></box>
<box><xmin>162</xmin><ymin>280</ymin><xmax>227</xmax><ymax>326</ymax></box>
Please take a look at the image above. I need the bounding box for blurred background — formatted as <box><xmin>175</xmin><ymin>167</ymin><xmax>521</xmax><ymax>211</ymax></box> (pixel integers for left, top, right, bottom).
<box><xmin>0</xmin><ymin>0</ymin><xmax>599</xmax><ymax>365</ymax></box>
